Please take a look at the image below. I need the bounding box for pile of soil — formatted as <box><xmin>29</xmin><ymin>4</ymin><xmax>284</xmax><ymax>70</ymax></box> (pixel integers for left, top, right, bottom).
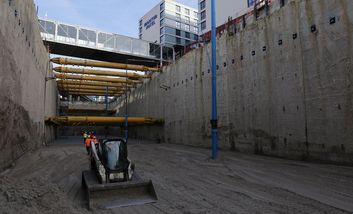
<box><xmin>0</xmin><ymin>175</ymin><xmax>87</xmax><ymax>214</ymax></box>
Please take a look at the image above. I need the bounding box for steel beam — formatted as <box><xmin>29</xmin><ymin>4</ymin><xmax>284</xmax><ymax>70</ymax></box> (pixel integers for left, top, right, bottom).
<box><xmin>58</xmin><ymin>84</ymin><xmax>129</xmax><ymax>92</ymax></box>
<box><xmin>54</xmin><ymin>73</ymin><xmax>142</xmax><ymax>84</ymax></box>
<box><xmin>46</xmin><ymin>116</ymin><xmax>164</xmax><ymax>125</ymax></box>
<box><xmin>54</xmin><ymin>66</ymin><xmax>150</xmax><ymax>79</ymax></box>
<box><xmin>57</xmin><ymin>80</ymin><xmax>134</xmax><ymax>88</ymax></box>
<box><xmin>60</xmin><ymin>89</ymin><xmax>125</xmax><ymax>95</ymax></box>
<box><xmin>51</xmin><ymin>57</ymin><xmax>160</xmax><ymax>72</ymax></box>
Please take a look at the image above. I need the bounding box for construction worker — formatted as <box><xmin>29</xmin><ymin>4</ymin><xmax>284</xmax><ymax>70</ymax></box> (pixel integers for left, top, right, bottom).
<box><xmin>92</xmin><ymin>136</ymin><xmax>98</xmax><ymax>144</ymax></box>
<box><xmin>83</xmin><ymin>131</ymin><xmax>88</xmax><ymax>145</ymax></box>
<box><xmin>92</xmin><ymin>136</ymin><xmax>99</xmax><ymax>151</ymax></box>
<box><xmin>85</xmin><ymin>135</ymin><xmax>93</xmax><ymax>155</ymax></box>
<box><xmin>85</xmin><ymin>134</ymin><xmax>99</xmax><ymax>155</ymax></box>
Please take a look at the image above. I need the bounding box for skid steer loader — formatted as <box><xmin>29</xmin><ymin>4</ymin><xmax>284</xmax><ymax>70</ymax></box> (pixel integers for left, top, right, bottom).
<box><xmin>82</xmin><ymin>138</ymin><xmax>157</xmax><ymax>209</ymax></box>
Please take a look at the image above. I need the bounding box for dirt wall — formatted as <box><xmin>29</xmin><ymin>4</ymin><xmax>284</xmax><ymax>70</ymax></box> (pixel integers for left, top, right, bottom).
<box><xmin>0</xmin><ymin>0</ymin><xmax>57</xmax><ymax>170</ymax></box>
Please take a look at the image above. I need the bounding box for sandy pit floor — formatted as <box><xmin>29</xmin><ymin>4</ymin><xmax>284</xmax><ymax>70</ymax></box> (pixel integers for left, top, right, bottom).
<box><xmin>1</xmin><ymin>136</ymin><xmax>353</xmax><ymax>214</ymax></box>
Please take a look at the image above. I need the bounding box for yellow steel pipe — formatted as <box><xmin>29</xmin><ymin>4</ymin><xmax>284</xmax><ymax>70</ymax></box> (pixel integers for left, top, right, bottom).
<box><xmin>57</xmin><ymin>84</ymin><xmax>129</xmax><ymax>92</ymax></box>
<box><xmin>57</xmin><ymin>80</ymin><xmax>134</xmax><ymax>88</ymax></box>
<box><xmin>60</xmin><ymin>91</ymin><xmax>125</xmax><ymax>96</ymax></box>
<box><xmin>54</xmin><ymin>73</ymin><xmax>142</xmax><ymax>84</ymax></box>
<box><xmin>51</xmin><ymin>57</ymin><xmax>160</xmax><ymax>72</ymax></box>
<box><xmin>54</xmin><ymin>66</ymin><xmax>150</xmax><ymax>79</ymax></box>
<box><xmin>62</xmin><ymin>93</ymin><xmax>123</xmax><ymax>97</ymax></box>
<box><xmin>60</xmin><ymin>89</ymin><xmax>126</xmax><ymax>95</ymax></box>
<box><xmin>46</xmin><ymin>116</ymin><xmax>164</xmax><ymax>125</ymax></box>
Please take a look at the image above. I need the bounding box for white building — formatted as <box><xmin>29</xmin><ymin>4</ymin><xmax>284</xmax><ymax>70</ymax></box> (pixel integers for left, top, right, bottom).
<box><xmin>198</xmin><ymin>0</ymin><xmax>255</xmax><ymax>34</ymax></box>
<box><xmin>139</xmin><ymin>0</ymin><xmax>199</xmax><ymax>46</ymax></box>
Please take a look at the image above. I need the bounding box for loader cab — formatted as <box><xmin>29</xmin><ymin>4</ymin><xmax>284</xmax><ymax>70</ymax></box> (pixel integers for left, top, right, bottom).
<box><xmin>101</xmin><ymin>139</ymin><xmax>129</xmax><ymax>171</ymax></box>
<box><xmin>96</xmin><ymin>138</ymin><xmax>133</xmax><ymax>182</ymax></box>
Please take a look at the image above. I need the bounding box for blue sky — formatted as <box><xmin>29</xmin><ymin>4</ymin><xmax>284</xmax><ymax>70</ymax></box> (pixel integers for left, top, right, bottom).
<box><xmin>34</xmin><ymin>0</ymin><xmax>198</xmax><ymax>38</ymax></box>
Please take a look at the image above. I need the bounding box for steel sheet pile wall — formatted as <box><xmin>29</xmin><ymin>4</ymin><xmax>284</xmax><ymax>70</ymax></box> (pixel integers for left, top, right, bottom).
<box><xmin>0</xmin><ymin>0</ymin><xmax>57</xmax><ymax>170</ymax></box>
<box><xmin>117</xmin><ymin>0</ymin><xmax>353</xmax><ymax>163</ymax></box>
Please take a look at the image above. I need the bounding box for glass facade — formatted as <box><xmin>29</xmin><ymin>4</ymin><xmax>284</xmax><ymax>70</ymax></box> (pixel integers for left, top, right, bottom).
<box><xmin>157</xmin><ymin>0</ymin><xmax>199</xmax><ymax>46</ymax></box>
<box><xmin>140</xmin><ymin>0</ymin><xmax>198</xmax><ymax>46</ymax></box>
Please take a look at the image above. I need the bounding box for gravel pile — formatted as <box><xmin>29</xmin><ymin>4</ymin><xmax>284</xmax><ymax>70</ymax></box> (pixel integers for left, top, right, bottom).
<box><xmin>0</xmin><ymin>176</ymin><xmax>87</xmax><ymax>214</ymax></box>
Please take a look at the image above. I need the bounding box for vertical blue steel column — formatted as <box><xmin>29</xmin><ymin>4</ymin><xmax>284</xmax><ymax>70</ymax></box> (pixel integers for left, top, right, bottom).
<box><xmin>105</xmin><ymin>86</ymin><xmax>108</xmax><ymax>138</ymax></box>
<box><xmin>105</xmin><ymin>86</ymin><xmax>108</xmax><ymax>113</ymax></box>
<box><xmin>124</xmin><ymin>65</ymin><xmax>129</xmax><ymax>142</ymax></box>
<box><xmin>211</xmin><ymin>0</ymin><xmax>218</xmax><ymax>159</ymax></box>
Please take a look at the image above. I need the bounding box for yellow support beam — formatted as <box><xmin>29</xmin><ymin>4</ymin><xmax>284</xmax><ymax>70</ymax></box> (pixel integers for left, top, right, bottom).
<box><xmin>63</xmin><ymin>92</ymin><xmax>122</xmax><ymax>97</ymax></box>
<box><xmin>59</xmin><ymin>89</ymin><xmax>126</xmax><ymax>95</ymax></box>
<box><xmin>51</xmin><ymin>57</ymin><xmax>160</xmax><ymax>72</ymax></box>
<box><xmin>54</xmin><ymin>66</ymin><xmax>150</xmax><ymax>79</ymax></box>
<box><xmin>57</xmin><ymin>80</ymin><xmax>134</xmax><ymax>88</ymax></box>
<box><xmin>58</xmin><ymin>84</ymin><xmax>129</xmax><ymax>92</ymax></box>
<box><xmin>46</xmin><ymin>116</ymin><xmax>164</xmax><ymax>125</ymax></box>
<box><xmin>54</xmin><ymin>73</ymin><xmax>142</xmax><ymax>84</ymax></box>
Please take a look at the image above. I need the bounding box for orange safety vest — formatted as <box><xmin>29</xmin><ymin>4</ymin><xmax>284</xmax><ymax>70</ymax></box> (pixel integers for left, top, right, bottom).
<box><xmin>85</xmin><ymin>138</ymin><xmax>91</xmax><ymax>147</ymax></box>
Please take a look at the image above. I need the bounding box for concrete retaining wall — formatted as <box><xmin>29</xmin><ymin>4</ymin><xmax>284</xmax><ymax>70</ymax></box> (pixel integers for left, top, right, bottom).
<box><xmin>117</xmin><ymin>0</ymin><xmax>353</xmax><ymax>164</ymax></box>
<box><xmin>0</xmin><ymin>0</ymin><xmax>57</xmax><ymax>170</ymax></box>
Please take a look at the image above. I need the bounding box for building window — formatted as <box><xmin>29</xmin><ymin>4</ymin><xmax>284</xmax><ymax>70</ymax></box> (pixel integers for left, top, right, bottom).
<box><xmin>185</xmin><ymin>32</ymin><xmax>190</xmax><ymax>38</ymax></box>
<box><xmin>176</xmin><ymin>5</ymin><xmax>181</xmax><ymax>12</ymax></box>
<box><xmin>176</xmin><ymin>21</ymin><xmax>181</xmax><ymax>28</ymax></box>
<box><xmin>160</xmin><ymin>27</ymin><xmax>164</xmax><ymax>35</ymax></box>
<box><xmin>164</xmin><ymin>26</ymin><xmax>175</xmax><ymax>34</ymax></box>
<box><xmin>176</xmin><ymin>13</ymin><xmax>181</xmax><ymax>21</ymax></box>
<box><xmin>160</xmin><ymin>35</ymin><xmax>165</xmax><ymax>43</ymax></box>
<box><xmin>193</xmin><ymin>34</ymin><xmax>198</xmax><ymax>41</ymax></box>
<box><xmin>176</xmin><ymin>37</ymin><xmax>181</xmax><ymax>44</ymax></box>
<box><xmin>139</xmin><ymin>27</ymin><xmax>142</xmax><ymax>34</ymax></box>
<box><xmin>201</xmin><ymin>21</ymin><xmax>206</xmax><ymax>31</ymax></box>
<box><xmin>160</xmin><ymin>2</ymin><xmax>165</xmax><ymax>11</ymax></box>
<box><xmin>193</xmin><ymin>26</ymin><xmax>198</xmax><ymax>34</ymax></box>
<box><xmin>160</xmin><ymin>19</ymin><xmax>165</xmax><ymax>26</ymax></box>
<box><xmin>200</xmin><ymin>0</ymin><xmax>206</xmax><ymax>10</ymax></box>
<box><xmin>139</xmin><ymin>19</ymin><xmax>142</xmax><ymax>27</ymax></box>
<box><xmin>194</xmin><ymin>11</ymin><xmax>198</xmax><ymax>18</ymax></box>
<box><xmin>248</xmin><ymin>0</ymin><xmax>256</xmax><ymax>7</ymax></box>
<box><xmin>185</xmin><ymin>16</ymin><xmax>190</xmax><ymax>23</ymax></box>
<box><xmin>185</xmin><ymin>40</ymin><xmax>190</xmax><ymax>45</ymax></box>
<box><xmin>139</xmin><ymin>34</ymin><xmax>142</xmax><ymax>39</ymax></box>
<box><xmin>185</xmin><ymin>8</ymin><xmax>190</xmax><ymax>15</ymax></box>
<box><xmin>185</xmin><ymin>24</ymin><xmax>190</xmax><ymax>31</ymax></box>
<box><xmin>160</xmin><ymin>10</ymin><xmax>165</xmax><ymax>18</ymax></box>
<box><xmin>176</xmin><ymin>29</ymin><xmax>181</xmax><ymax>36</ymax></box>
<box><xmin>201</xmin><ymin>11</ymin><xmax>206</xmax><ymax>20</ymax></box>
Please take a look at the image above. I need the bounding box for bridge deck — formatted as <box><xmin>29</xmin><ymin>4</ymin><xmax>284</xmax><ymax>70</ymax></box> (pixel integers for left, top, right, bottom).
<box><xmin>39</xmin><ymin>18</ymin><xmax>174</xmax><ymax>66</ymax></box>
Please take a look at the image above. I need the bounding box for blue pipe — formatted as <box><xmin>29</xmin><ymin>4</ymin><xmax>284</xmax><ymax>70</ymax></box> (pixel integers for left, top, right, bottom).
<box><xmin>124</xmin><ymin>112</ymin><xmax>128</xmax><ymax>141</ymax></box>
<box><xmin>211</xmin><ymin>0</ymin><xmax>218</xmax><ymax>159</ymax></box>
<box><xmin>124</xmin><ymin>90</ymin><xmax>128</xmax><ymax>142</ymax></box>
<box><xmin>105</xmin><ymin>87</ymin><xmax>108</xmax><ymax>113</ymax></box>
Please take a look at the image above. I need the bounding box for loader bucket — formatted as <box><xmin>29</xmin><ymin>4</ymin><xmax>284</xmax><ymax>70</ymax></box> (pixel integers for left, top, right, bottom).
<box><xmin>82</xmin><ymin>170</ymin><xmax>157</xmax><ymax>209</ymax></box>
